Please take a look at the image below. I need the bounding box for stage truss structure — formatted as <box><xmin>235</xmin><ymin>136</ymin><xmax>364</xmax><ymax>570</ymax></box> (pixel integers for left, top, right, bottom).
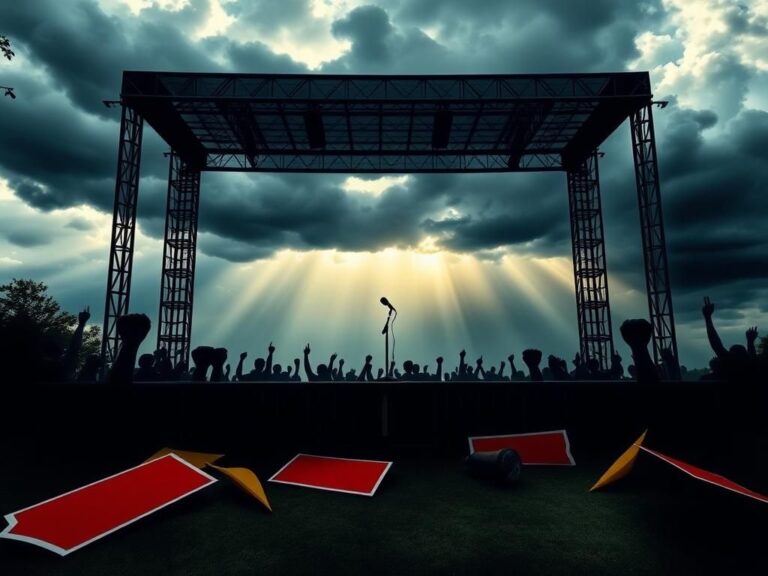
<box><xmin>101</xmin><ymin>72</ymin><xmax>677</xmax><ymax>374</ymax></box>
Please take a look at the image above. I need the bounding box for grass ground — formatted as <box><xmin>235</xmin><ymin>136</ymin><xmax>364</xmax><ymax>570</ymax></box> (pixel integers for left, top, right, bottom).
<box><xmin>1</xmin><ymin>444</ymin><xmax>765</xmax><ymax>576</ymax></box>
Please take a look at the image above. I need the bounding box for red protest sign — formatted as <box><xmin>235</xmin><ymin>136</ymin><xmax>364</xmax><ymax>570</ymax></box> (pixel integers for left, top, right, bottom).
<box><xmin>269</xmin><ymin>454</ymin><xmax>392</xmax><ymax>496</ymax></box>
<box><xmin>468</xmin><ymin>430</ymin><xmax>575</xmax><ymax>465</ymax></box>
<box><xmin>0</xmin><ymin>453</ymin><xmax>216</xmax><ymax>555</ymax></box>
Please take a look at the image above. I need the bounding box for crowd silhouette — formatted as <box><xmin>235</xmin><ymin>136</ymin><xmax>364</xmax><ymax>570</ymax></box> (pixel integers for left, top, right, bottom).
<box><xmin>33</xmin><ymin>297</ymin><xmax>759</xmax><ymax>386</ymax></box>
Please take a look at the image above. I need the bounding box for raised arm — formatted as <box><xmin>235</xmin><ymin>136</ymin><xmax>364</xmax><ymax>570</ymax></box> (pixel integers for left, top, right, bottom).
<box><xmin>746</xmin><ymin>326</ymin><xmax>758</xmax><ymax>358</ymax></box>
<box><xmin>522</xmin><ymin>349</ymin><xmax>543</xmax><ymax>381</ymax></box>
<box><xmin>435</xmin><ymin>356</ymin><xmax>443</xmax><ymax>382</ymax></box>
<box><xmin>475</xmin><ymin>356</ymin><xmax>486</xmax><ymax>380</ymax></box>
<box><xmin>620</xmin><ymin>319</ymin><xmax>659</xmax><ymax>384</ymax></box>
<box><xmin>498</xmin><ymin>361</ymin><xmax>506</xmax><ymax>379</ymax></box>
<box><xmin>109</xmin><ymin>314</ymin><xmax>151</xmax><ymax>385</ymax></box>
<box><xmin>458</xmin><ymin>349</ymin><xmax>467</xmax><ymax>377</ymax></box>
<box><xmin>702</xmin><ymin>297</ymin><xmax>728</xmax><ymax>359</ymax></box>
<box><xmin>236</xmin><ymin>352</ymin><xmax>247</xmax><ymax>381</ymax></box>
<box><xmin>303</xmin><ymin>344</ymin><xmax>317</xmax><ymax>381</ymax></box>
<box><xmin>507</xmin><ymin>354</ymin><xmax>518</xmax><ymax>377</ymax></box>
<box><xmin>328</xmin><ymin>352</ymin><xmax>337</xmax><ymax>376</ymax></box>
<box><xmin>265</xmin><ymin>342</ymin><xmax>275</xmax><ymax>376</ymax></box>
<box><xmin>358</xmin><ymin>354</ymin><xmax>373</xmax><ymax>381</ymax></box>
<box><xmin>63</xmin><ymin>307</ymin><xmax>90</xmax><ymax>381</ymax></box>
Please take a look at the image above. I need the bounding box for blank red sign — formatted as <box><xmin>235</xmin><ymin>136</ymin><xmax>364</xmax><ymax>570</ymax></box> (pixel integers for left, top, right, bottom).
<box><xmin>269</xmin><ymin>454</ymin><xmax>392</xmax><ymax>496</ymax></box>
<box><xmin>468</xmin><ymin>430</ymin><xmax>575</xmax><ymax>465</ymax></box>
<box><xmin>638</xmin><ymin>446</ymin><xmax>768</xmax><ymax>505</ymax></box>
<box><xmin>0</xmin><ymin>454</ymin><xmax>216</xmax><ymax>555</ymax></box>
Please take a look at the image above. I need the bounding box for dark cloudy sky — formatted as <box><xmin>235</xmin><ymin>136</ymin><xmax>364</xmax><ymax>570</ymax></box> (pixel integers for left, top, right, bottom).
<box><xmin>1</xmin><ymin>0</ymin><xmax>766</xmax><ymax>370</ymax></box>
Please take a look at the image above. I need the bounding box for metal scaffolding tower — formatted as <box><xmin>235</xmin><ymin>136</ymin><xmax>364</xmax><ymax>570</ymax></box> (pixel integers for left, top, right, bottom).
<box><xmin>567</xmin><ymin>150</ymin><xmax>614</xmax><ymax>369</ymax></box>
<box><xmin>101</xmin><ymin>105</ymin><xmax>143</xmax><ymax>366</ymax></box>
<box><xmin>156</xmin><ymin>152</ymin><xmax>201</xmax><ymax>369</ymax></box>
<box><xmin>630</xmin><ymin>103</ymin><xmax>678</xmax><ymax>365</ymax></box>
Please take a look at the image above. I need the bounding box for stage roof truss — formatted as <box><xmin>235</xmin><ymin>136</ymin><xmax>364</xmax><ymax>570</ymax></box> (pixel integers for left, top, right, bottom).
<box><xmin>122</xmin><ymin>71</ymin><xmax>651</xmax><ymax>174</ymax></box>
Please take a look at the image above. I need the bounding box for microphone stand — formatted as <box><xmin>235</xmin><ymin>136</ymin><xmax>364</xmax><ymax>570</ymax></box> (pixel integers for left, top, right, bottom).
<box><xmin>381</xmin><ymin>308</ymin><xmax>393</xmax><ymax>379</ymax></box>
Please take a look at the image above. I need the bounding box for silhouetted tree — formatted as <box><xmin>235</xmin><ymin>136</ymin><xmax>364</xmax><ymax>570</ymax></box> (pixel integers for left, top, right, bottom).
<box><xmin>0</xmin><ymin>35</ymin><xmax>14</xmax><ymax>60</ymax></box>
<box><xmin>1</xmin><ymin>35</ymin><xmax>15</xmax><ymax>99</ymax></box>
<box><xmin>0</xmin><ymin>278</ymin><xmax>100</xmax><ymax>380</ymax></box>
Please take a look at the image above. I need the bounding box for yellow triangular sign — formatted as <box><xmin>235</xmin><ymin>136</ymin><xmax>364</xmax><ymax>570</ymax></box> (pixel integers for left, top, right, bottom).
<box><xmin>145</xmin><ymin>448</ymin><xmax>225</xmax><ymax>469</ymax></box>
<box><xmin>208</xmin><ymin>464</ymin><xmax>272</xmax><ymax>512</ymax></box>
<box><xmin>590</xmin><ymin>430</ymin><xmax>648</xmax><ymax>491</ymax></box>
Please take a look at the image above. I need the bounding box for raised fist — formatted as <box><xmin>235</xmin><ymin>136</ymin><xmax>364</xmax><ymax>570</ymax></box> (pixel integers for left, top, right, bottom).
<box><xmin>304</xmin><ymin>343</ymin><xmax>311</xmax><ymax>355</ymax></box>
<box><xmin>620</xmin><ymin>319</ymin><xmax>653</xmax><ymax>348</ymax></box>
<box><xmin>499</xmin><ymin>361</ymin><xmax>506</xmax><ymax>369</ymax></box>
<box><xmin>78</xmin><ymin>306</ymin><xmax>91</xmax><ymax>326</ymax></box>
<box><xmin>212</xmin><ymin>348</ymin><xmax>228</xmax><ymax>367</ymax></box>
<box><xmin>240</xmin><ymin>352</ymin><xmax>248</xmax><ymax>360</ymax></box>
<box><xmin>475</xmin><ymin>356</ymin><xmax>483</xmax><ymax>366</ymax></box>
<box><xmin>459</xmin><ymin>349</ymin><xmax>466</xmax><ymax>358</ymax></box>
<box><xmin>116</xmin><ymin>314</ymin><xmax>151</xmax><ymax>347</ymax></box>
<box><xmin>507</xmin><ymin>354</ymin><xmax>514</xmax><ymax>362</ymax></box>
<box><xmin>268</xmin><ymin>342</ymin><xmax>275</xmax><ymax>354</ymax></box>
<box><xmin>436</xmin><ymin>356</ymin><xmax>444</xmax><ymax>364</ymax></box>
<box><xmin>522</xmin><ymin>349</ymin><xmax>542</xmax><ymax>366</ymax></box>
<box><xmin>365</xmin><ymin>354</ymin><xmax>373</xmax><ymax>364</ymax></box>
<box><xmin>191</xmin><ymin>346</ymin><xmax>215</xmax><ymax>381</ymax></box>
<box><xmin>338</xmin><ymin>358</ymin><xmax>345</xmax><ymax>367</ymax></box>
<box><xmin>746</xmin><ymin>326</ymin><xmax>758</xmax><ymax>343</ymax></box>
<box><xmin>331</xmin><ymin>353</ymin><xmax>338</xmax><ymax>361</ymax></box>
<box><xmin>702</xmin><ymin>296</ymin><xmax>715</xmax><ymax>318</ymax></box>
<box><xmin>294</xmin><ymin>357</ymin><xmax>300</xmax><ymax>366</ymax></box>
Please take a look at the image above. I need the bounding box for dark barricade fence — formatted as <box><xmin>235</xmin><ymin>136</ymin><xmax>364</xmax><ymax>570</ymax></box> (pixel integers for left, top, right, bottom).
<box><xmin>2</xmin><ymin>380</ymin><xmax>723</xmax><ymax>463</ymax></box>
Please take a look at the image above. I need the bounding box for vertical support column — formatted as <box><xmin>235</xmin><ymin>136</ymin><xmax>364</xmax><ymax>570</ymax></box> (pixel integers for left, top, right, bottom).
<box><xmin>101</xmin><ymin>105</ymin><xmax>144</xmax><ymax>370</ymax></box>
<box><xmin>156</xmin><ymin>151</ymin><xmax>201</xmax><ymax>369</ymax></box>
<box><xmin>630</xmin><ymin>103</ymin><xmax>678</xmax><ymax>368</ymax></box>
<box><xmin>567</xmin><ymin>149</ymin><xmax>615</xmax><ymax>370</ymax></box>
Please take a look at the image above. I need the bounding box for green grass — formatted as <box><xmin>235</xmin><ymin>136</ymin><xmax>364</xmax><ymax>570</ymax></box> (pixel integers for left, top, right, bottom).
<box><xmin>1</xmin><ymin>447</ymin><xmax>765</xmax><ymax>575</ymax></box>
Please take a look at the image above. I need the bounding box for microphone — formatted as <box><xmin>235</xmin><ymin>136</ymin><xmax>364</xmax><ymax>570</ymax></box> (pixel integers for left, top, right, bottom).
<box><xmin>380</xmin><ymin>297</ymin><xmax>396</xmax><ymax>312</ymax></box>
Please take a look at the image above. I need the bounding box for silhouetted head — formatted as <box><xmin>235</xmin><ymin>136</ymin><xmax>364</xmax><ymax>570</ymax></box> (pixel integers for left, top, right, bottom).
<box><xmin>489</xmin><ymin>366</ymin><xmax>497</xmax><ymax>375</ymax></box>
<box><xmin>254</xmin><ymin>358</ymin><xmax>266</xmax><ymax>372</ymax></box>
<box><xmin>317</xmin><ymin>363</ymin><xmax>330</xmax><ymax>379</ymax></box>
<box><xmin>548</xmin><ymin>355</ymin><xmax>559</xmax><ymax>370</ymax></box>
<box><xmin>273</xmin><ymin>364</ymin><xmax>282</xmax><ymax>375</ymax></box>
<box><xmin>729</xmin><ymin>344</ymin><xmax>749</xmax><ymax>361</ymax></box>
<box><xmin>138</xmin><ymin>354</ymin><xmax>154</xmax><ymax>369</ymax></box>
<box><xmin>412</xmin><ymin>364</ymin><xmax>421</xmax><ymax>374</ymax></box>
<box><xmin>403</xmin><ymin>360</ymin><xmax>414</xmax><ymax>374</ymax></box>
<box><xmin>587</xmin><ymin>358</ymin><xmax>600</xmax><ymax>373</ymax></box>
